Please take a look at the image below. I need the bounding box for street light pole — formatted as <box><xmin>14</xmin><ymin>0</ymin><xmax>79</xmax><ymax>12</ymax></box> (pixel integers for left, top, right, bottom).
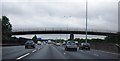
<box><xmin>64</xmin><ymin>16</ymin><xmax>71</xmax><ymax>40</ymax></box>
<box><xmin>64</xmin><ymin>16</ymin><xmax>68</xmax><ymax>40</ymax></box>
<box><xmin>68</xmin><ymin>16</ymin><xmax>71</xmax><ymax>40</ymax></box>
<box><xmin>85</xmin><ymin>0</ymin><xmax>88</xmax><ymax>43</ymax></box>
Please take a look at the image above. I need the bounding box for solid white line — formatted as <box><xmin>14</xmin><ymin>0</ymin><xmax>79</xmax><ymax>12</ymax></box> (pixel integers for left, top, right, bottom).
<box><xmin>32</xmin><ymin>50</ymin><xmax>37</xmax><ymax>52</ymax></box>
<box><xmin>93</xmin><ymin>49</ymin><xmax>120</xmax><ymax>55</ymax></box>
<box><xmin>16</xmin><ymin>53</ymin><xmax>30</xmax><ymax>60</ymax></box>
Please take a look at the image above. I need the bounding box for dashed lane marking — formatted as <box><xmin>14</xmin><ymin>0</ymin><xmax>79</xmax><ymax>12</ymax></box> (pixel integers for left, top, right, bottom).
<box><xmin>64</xmin><ymin>53</ymin><xmax>66</xmax><ymax>55</ymax></box>
<box><xmin>16</xmin><ymin>53</ymin><xmax>30</xmax><ymax>60</ymax></box>
<box><xmin>38</xmin><ymin>48</ymin><xmax>41</xmax><ymax>50</ymax></box>
<box><xmin>32</xmin><ymin>50</ymin><xmax>37</xmax><ymax>52</ymax></box>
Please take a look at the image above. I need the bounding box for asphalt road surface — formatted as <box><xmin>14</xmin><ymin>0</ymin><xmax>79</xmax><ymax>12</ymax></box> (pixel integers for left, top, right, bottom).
<box><xmin>1</xmin><ymin>44</ymin><xmax>120</xmax><ymax>61</ymax></box>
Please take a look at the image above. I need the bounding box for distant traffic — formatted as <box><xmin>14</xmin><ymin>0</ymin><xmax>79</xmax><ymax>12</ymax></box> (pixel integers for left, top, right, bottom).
<box><xmin>24</xmin><ymin>40</ymin><xmax>91</xmax><ymax>52</ymax></box>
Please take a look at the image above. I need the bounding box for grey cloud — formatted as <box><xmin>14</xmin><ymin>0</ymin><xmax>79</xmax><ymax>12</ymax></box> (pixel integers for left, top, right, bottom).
<box><xmin>2</xmin><ymin>0</ymin><xmax>119</xmax><ymax>32</ymax></box>
<box><xmin>2</xmin><ymin>0</ymin><xmax>119</xmax><ymax>39</ymax></box>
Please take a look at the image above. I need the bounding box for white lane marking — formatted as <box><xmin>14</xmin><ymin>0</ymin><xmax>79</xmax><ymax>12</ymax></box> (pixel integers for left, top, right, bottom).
<box><xmin>93</xmin><ymin>49</ymin><xmax>120</xmax><ymax>55</ymax></box>
<box><xmin>32</xmin><ymin>50</ymin><xmax>37</xmax><ymax>52</ymax></box>
<box><xmin>38</xmin><ymin>48</ymin><xmax>41</xmax><ymax>50</ymax></box>
<box><xmin>64</xmin><ymin>53</ymin><xmax>66</xmax><ymax>55</ymax></box>
<box><xmin>94</xmin><ymin>54</ymin><xmax>99</xmax><ymax>56</ymax></box>
<box><xmin>16</xmin><ymin>53</ymin><xmax>30</xmax><ymax>60</ymax></box>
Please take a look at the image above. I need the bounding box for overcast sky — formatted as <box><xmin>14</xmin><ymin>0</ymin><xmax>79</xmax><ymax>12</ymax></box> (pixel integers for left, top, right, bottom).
<box><xmin>1</xmin><ymin>0</ymin><xmax>119</xmax><ymax>39</ymax></box>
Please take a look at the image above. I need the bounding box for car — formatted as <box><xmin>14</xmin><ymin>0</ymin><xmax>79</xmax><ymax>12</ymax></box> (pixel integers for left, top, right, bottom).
<box><xmin>62</xmin><ymin>42</ymin><xmax>66</xmax><ymax>45</ymax></box>
<box><xmin>79</xmin><ymin>43</ymin><xmax>90</xmax><ymax>50</ymax></box>
<box><xmin>37</xmin><ymin>41</ymin><xmax>42</xmax><ymax>45</ymax></box>
<box><xmin>65</xmin><ymin>41</ymin><xmax>77</xmax><ymax>51</ymax></box>
<box><xmin>25</xmin><ymin>40</ymin><xmax>36</xmax><ymax>49</ymax></box>
<box><xmin>56</xmin><ymin>42</ymin><xmax>61</xmax><ymax>46</ymax></box>
<box><xmin>75</xmin><ymin>41</ymin><xmax>79</xmax><ymax>46</ymax></box>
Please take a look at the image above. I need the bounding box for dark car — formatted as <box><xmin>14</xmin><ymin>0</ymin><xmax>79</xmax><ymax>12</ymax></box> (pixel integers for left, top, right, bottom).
<box><xmin>25</xmin><ymin>40</ymin><xmax>35</xmax><ymax>49</ymax></box>
<box><xmin>56</xmin><ymin>42</ymin><xmax>61</xmax><ymax>46</ymax></box>
<box><xmin>79</xmin><ymin>43</ymin><xmax>90</xmax><ymax>50</ymax></box>
<box><xmin>65</xmin><ymin>41</ymin><xmax>77</xmax><ymax>51</ymax></box>
<box><xmin>62</xmin><ymin>42</ymin><xmax>66</xmax><ymax>45</ymax></box>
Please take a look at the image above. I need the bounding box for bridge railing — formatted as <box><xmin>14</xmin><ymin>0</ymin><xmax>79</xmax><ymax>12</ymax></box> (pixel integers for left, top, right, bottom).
<box><xmin>12</xmin><ymin>27</ymin><xmax>117</xmax><ymax>33</ymax></box>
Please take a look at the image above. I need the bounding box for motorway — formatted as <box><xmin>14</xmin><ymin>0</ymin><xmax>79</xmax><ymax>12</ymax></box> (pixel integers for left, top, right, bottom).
<box><xmin>1</xmin><ymin>44</ymin><xmax>120</xmax><ymax>61</ymax></box>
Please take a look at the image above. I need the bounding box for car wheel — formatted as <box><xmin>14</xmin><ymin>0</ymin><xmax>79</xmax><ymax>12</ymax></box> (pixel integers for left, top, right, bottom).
<box><xmin>33</xmin><ymin>46</ymin><xmax>35</xmax><ymax>48</ymax></box>
<box><xmin>74</xmin><ymin>48</ymin><xmax>77</xmax><ymax>51</ymax></box>
<box><xmin>25</xmin><ymin>46</ymin><xmax>28</xmax><ymax>49</ymax></box>
<box><xmin>88</xmin><ymin>48</ymin><xmax>90</xmax><ymax>50</ymax></box>
<box><xmin>65</xmin><ymin>48</ymin><xmax>68</xmax><ymax>51</ymax></box>
<box><xmin>72</xmin><ymin>49</ymin><xmax>74</xmax><ymax>51</ymax></box>
<box><xmin>79</xmin><ymin>47</ymin><xmax>81</xmax><ymax>50</ymax></box>
<box><xmin>75</xmin><ymin>48</ymin><xmax>77</xmax><ymax>51</ymax></box>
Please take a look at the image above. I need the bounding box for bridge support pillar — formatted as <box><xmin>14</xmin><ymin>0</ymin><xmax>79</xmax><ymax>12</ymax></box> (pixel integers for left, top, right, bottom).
<box><xmin>70</xmin><ymin>33</ymin><xmax>74</xmax><ymax>40</ymax></box>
